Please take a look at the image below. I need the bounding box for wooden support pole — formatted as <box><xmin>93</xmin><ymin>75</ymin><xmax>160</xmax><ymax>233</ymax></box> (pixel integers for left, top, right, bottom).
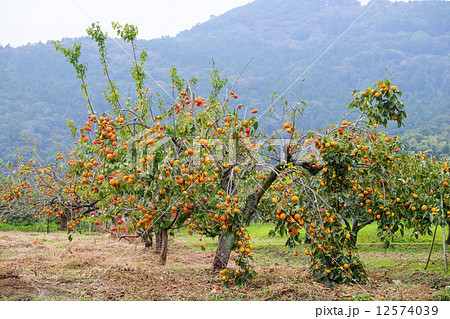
<box><xmin>442</xmin><ymin>194</ymin><xmax>448</xmax><ymax>272</ymax></box>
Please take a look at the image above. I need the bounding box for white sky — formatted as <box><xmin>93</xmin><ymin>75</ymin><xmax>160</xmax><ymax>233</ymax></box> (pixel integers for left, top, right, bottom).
<box><xmin>0</xmin><ymin>0</ymin><xmax>402</xmax><ymax>47</ymax></box>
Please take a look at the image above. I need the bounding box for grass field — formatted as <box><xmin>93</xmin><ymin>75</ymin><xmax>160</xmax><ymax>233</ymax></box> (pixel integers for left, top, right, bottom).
<box><xmin>0</xmin><ymin>222</ymin><xmax>449</xmax><ymax>301</ymax></box>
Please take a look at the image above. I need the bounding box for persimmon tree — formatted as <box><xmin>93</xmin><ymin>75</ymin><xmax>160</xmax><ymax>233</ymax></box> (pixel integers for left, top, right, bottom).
<box><xmin>0</xmin><ymin>154</ymin><xmax>38</xmax><ymax>226</ymax></box>
<box><xmin>51</xmin><ymin>23</ymin><xmax>266</xmax><ymax>276</ymax></box>
<box><xmin>246</xmin><ymin>80</ymin><xmax>449</xmax><ymax>286</ymax></box>
<box><xmin>0</xmin><ymin>143</ymin><xmax>102</xmax><ymax>234</ymax></box>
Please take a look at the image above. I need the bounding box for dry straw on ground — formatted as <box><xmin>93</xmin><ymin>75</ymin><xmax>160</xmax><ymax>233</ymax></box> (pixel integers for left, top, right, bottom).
<box><xmin>0</xmin><ymin>231</ymin><xmax>444</xmax><ymax>301</ymax></box>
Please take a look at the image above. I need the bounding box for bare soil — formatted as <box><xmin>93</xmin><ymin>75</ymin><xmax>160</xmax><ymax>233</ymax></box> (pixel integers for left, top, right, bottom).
<box><xmin>0</xmin><ymin>231</ymin><xmax>447</xmax><ymax>301</ymax></box>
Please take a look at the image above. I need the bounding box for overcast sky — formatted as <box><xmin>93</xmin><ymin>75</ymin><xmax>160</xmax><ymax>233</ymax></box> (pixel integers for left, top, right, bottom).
<box><xmin>0</xmin><ymin>0</ymin><xmax>402</xmax><ymax>47</ymax></box>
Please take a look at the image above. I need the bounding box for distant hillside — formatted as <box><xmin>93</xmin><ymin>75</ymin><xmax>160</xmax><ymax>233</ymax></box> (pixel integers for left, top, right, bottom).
<box><xmin>0</xmin><ymin>0</ymin><xmax>449</xmax><ymax>161</ymax></box>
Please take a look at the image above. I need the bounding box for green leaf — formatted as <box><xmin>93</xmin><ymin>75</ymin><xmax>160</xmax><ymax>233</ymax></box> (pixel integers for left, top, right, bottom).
<box><xmin>253</xmin><ymin>121</ymin><xmax>259</xmax><ymax>130</ymax></box>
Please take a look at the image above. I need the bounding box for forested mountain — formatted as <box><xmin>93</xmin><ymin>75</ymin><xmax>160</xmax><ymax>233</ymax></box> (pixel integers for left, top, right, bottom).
<box><xmin>1</xmin><ymin>0</ymin><xmax>449</xmax><ymax>161</ymax></box>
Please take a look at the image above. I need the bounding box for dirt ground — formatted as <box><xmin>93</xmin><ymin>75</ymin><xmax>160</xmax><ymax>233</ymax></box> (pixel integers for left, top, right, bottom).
<box><xmin>0</xmin><ymin>231</ymin><xmax>447</xmax><ymax>301</ymax></box>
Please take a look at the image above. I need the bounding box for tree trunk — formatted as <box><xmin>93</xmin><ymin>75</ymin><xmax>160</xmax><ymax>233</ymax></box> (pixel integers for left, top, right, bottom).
<box><xmin>350</xmin><ymin>218</ymin><xmax>359</xmax><ymax>248</ymax></box>
<box><xmin>142</xmin><ymin>232</ymin><xmax>152</xmax><ymax>248</ymax></box>
<box><xmin>210</xmin><ymin>161</ymin><xmax>320</xmax><ymax>271</ymax></box>
<box><xmin>211</xmin><ymin>163</ymin><xmax>293</xmax><ymax>271</ymax></box>
<box><xmin>211</xmin><ymin>192</ymin><xmax>261</xmax><ymax>272</ymax></box>
<box><xmin>154</xmin><ymin>231</ymin><xmax>163</xmax><ymax>254</ymax></box>
<box><xmin>211</xmin><ymin>167</ymin><xmax>282</xmax><ymax>271</ymax></box>
<box><xmin>350</xmin><ymin>218</ymin><xmax>373</xmax><ymax>248</ymax></box>
<box><xmin>211</xmin><ymin>232</ymin><xmax>235</xmax><ymax>272</ymax></box>
<box><xmin>60</xmin><ymin>209</ymin><xmax>68</xmax><ymax>231</ymax></box>
<box><xmin>159</xmin><ymin>228</ymin><xmax>169</xmax><ymax>265</ymax></box>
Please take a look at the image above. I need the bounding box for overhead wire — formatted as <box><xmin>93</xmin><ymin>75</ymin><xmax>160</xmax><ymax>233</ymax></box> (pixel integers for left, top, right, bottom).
<box><xmin>256</xmin><ymin>0</ymin><xmax>381</xmax><ymax>122</ymax></box>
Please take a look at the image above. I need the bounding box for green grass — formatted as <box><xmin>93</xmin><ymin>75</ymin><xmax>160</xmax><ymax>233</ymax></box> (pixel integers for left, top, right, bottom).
<box><xmin>357</xmin><ymin>222</ymin><xmax>446</xmax><ymax>245</ymax></box>
<box><xmin>0</xmin><ymin>221</ymin><xmax>107</xmax><ymax>236</ymax></box>
<box><xmin>3</xmin><ymin>218</ymin><xmax>447</xmax><ymax>258</ymax></box>
<box><xmin>0</xmin><ymin>221</ymin><xmax>60</xmax><ymax>232</ymax></box>
<box><xmin>247</xmin><ymin>221</ymin><xmax>447</xmax><ymax>245</ymax></box>
<box><xmin>176</xmin><ymin>221</ymin><xmax>447</xmax><ymax>253</ymax></box>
